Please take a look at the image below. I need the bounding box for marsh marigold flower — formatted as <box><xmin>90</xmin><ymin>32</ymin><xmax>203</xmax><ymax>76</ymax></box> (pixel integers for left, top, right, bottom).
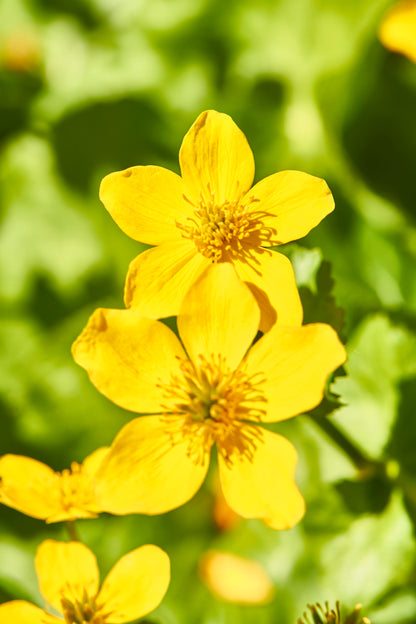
<box><xmin>199</xmin><ymin>550</ymin><xmax>275</xmax><ymax>605</ymax></box>
<box><xmin>72</xmin><ymin>264</ymin><xmax>346</xmax><ymax>529</ymax></box>
<box><xmin>100</xmin><ymin>109</ymin><xmax>334</xmax><ymax>331</ymax></box>
<box><xmin>0</xmin><ymin>540</ymin><xmax>170</xmax><ymax>624</ymax></box>
<box><xmin>0</xmin><ymin>448</ymin><xmax>108</xmax><ymax>522</ymax></box>
<box><xmin>379</xmin><ymin>0</ymin><xmax>416</xmax><ymax>63</ymax></box>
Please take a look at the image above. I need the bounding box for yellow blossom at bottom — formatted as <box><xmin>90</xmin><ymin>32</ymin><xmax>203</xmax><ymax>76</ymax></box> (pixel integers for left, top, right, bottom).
<box><xmin>73</xmin><ymin>263</ymin><xmax>346</xmax><ymax>530</ymax></box>
<box><xmin>0</xmin><ymin>540</ymin><xmax>170</xmax><ymax>624</ymax></box>
<box><xmin>199</xmin><ymin>550</ymin><xmax>275</xmax><ymax>605</ymax></box>
<box><xmin>0</xmin><ymin>447</ymin><xmax>109</xmax><ymax>522</ymax></box>
<box><xmin>379</xmin><ymin>0</ymin><xmax>416</xmax><ymax>63</ymax></box>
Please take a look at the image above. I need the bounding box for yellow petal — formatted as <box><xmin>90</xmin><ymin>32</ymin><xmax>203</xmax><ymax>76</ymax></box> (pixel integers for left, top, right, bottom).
<box><xmin>124</xmin><ymin>240</ymin><xmax>210</xmax><ymax>316</ymax></box>
<box><xmin>199</xmin><ymin>550</ymin><xmax>275</xmax><ymax>605</ymax></box>
<box><xmin>219</xmin><ymin>428</ymin><xmax>305</xmax><ymax>530</ymax></box>
<box><xmin>72</xmin><ymin>308</ymin><xmax>186</xmax><ymax>413</ymax></box>
<box><xmin>96</xmin><ymin>415</ymin><xmax>210</xmax><ymax>514</ymax></box>
<box><xmin>177</xmin><ymin>263</ymin><xmax>260</xmax><ymax>369</ymax></box>
<box><xmin>81</xmin><ymin>446</ymin><xmax>110</xmax><ymax>476</ymax></box>
<box><xmin>179</xmin><ymin>110</ymin><xmax>255</xmax><ymax>206</ymax></box>
<box><xmin>35</xmin><ymin>540</ymin><xmax>99</xmax><ymax>614</ymax></box>
<box><xmin>245</xmin><ymin>323</ymin><xmax>346</xmax><ymax>422</ymax></box>
<box><xmin>0</xmin><ymin>455</ymin><xmax>61</xmax><ymax>520</ymax></box>
<box><xmin>0</xmin><ymin>601</ymin><xmax>59</xmax><ymax>624</ymax></box>
<box><xmin>379</xmin><ymin>0</ymin><xmax>416</xmax><ymax>63</ymax></box>
<box><xmin>45</xmin><ymin>507</ymin><xmax>98</xmax><ymax>524</ymax></box>
<box><xmin>234</xmin><ymin>249</ymin><xmax>303</xmax><ymax>332</ymax></box>
<box><xmin>248</xmin><ymin>170</ymin><xmax>334</xmax><ymax>245</ymax></box>
<box><xmin>99</xmin><ymin>165</ymin><xmax>192</xmax><ymax>245</ymax></box>
<box><xmin>97</xmin><ymin>545</ymin><xmax>170</xmax><ymax>622</ymax></box>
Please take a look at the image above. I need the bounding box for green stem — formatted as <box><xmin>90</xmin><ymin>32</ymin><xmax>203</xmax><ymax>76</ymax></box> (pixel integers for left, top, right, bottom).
<box><xmin>308</xmin><ymin>414</ymin><xmax>378</xmax><ymax>474</ymax></box>
<box><xmin>66</xmin><ymin>520</ymin><xmax>80</xmax><ymax>542</ymax></box>
<box><xmin>310</xmin><ymin>414</ymin><xmax>416</xmax><ymax>528</ymax></box>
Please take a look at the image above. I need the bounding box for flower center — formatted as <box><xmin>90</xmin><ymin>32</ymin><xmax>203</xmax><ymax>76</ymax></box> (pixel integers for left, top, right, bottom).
<box><xmin>176</xmin><ymin>186</ymin><xmax>277</xmax><ymax>262</ymax></box>
<box><xmin>61</xmin><ymin>590</ymin><xmax>105</xmax><ymax>624</ymax></box>
<box><xmin>159</xmin><ymin>355</ymin><xmax>267</xmax><ymax>466</ymax></box>
<box><xmin>59</xmin><ymin>463</ymin><xmax>95</xmax><ymax>513</ymax></box>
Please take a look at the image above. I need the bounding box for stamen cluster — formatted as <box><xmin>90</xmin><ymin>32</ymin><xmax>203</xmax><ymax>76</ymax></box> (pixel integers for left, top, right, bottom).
<box><xmin>61</xmin><ymin>589</ymin><xmax>105</xmax><ymax>624</ymax></box>
<box><xmin>160</xmin><ymin>354</ymin><xmax>267</xmax><ymax>466</ymax></box>
<box><xmin>177</xmin><ymin>186</ymin><xmax>277</xmax><ymax>262</ymax></box>
<box><xmin>298</xmin><ymin>602</ymin><xmax>370</xmax><ymax>624</ymax></box>
<box><xmin>59</xmin><ymin>463</ymin><xmax>93</xmax><ymax>513</ymax></box>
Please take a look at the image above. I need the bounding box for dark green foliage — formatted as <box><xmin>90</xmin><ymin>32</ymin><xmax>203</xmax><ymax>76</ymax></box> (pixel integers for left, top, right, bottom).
<box><xmin>300</xmin><ymin>260</ymin><xmax>345</xmax><ymax>339</ymax></box>
<box><xmin>0</xmin><ymin>69</ymin><xmax>42</xmax><ymax>144</ymax></box>
<box><xmin>52</xmin><ymin>99</ymin><xmax>175</xmax><ymax>192</ymax></box>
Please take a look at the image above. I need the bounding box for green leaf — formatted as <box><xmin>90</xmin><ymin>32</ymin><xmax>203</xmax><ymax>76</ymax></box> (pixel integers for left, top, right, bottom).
<box><xmin>332</xmin><ymin>315</ymin><xmax>416</xmax><ymax>457</ymax></box>
<box><xmin>387</xmin><ymin>376</ymin><xmax>416</xmax><ymax>475</ymax></box>
<box><xmin>335</xmin><ymin>474</ymin><xmax>393</xmax><ymax>515</ymax></box>
<box><xmin>290</xmin><ymin>247</ymin><xmax>345</xmax><ymax>337</ymax></box>
<box><xmin>320</xmin><ymin>492</ymin><xmax>415</xmax><ymax>606</ymax></box>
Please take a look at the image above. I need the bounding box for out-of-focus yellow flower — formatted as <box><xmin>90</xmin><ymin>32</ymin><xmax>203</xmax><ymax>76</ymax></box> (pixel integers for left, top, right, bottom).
<box><xmin>72</xmin><ymin>264</ymin><xmax>346</xmax><ymax>530</ymax></box>
<box><xmin>0</xmin><ymin>540</ymin><xmax>170</xmax><ymax>624</ymax></box>
<box><xmin>199</xmin><ymin>550</ymin><xmax>275</xmax><ymax>605</ymax></box>
<box><xmin>379</xmin><ymin>0</ymin><xmax>416</xmax><ymax>63</ymax></box>
<box><xmin>0</xmin><ymin>448</ymin><xmax>108</xmax><ymax>523</ymax></box>
<box><xmin>1</xmin><ymin>31</ymin><xmax>40</xmax><ymax>72</ymax></box>
<box><xmin>100</xmin><ymin>109</ymin><xmax>334</xmax><ymax>331</ymax></box>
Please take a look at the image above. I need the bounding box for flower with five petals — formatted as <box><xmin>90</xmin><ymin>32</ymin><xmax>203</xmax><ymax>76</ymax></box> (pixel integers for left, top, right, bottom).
<box><xmin>0</xmin><ymin>448</ymin><xmax>108</xmax><ymax>523</ymax></box>
<box><xmin>0</xmin><ymin>540</ymin><xmax>170</xmax><ymax>624</ymax></box>
<box><xmin>100</xmin><ymin>110</ymin><xmax>334</xmax><ymax>331</ymax></box>
<box><xmin>72</xmin><ymin>264</ymin><xmax>346</xmax><ymax>530</ymax></box>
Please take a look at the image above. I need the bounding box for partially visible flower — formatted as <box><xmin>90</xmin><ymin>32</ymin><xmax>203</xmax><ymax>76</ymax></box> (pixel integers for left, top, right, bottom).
<box><xmin>298</xmin><ymin>602</ymin><xmax>370</xmax><ymax>624</ymax></box>
<box><xmin>0</xmin><ymin>540</ymin><xmax>170</xmax><ymax>624</ymax></box>
<box><xmin>379</xmin><ymin>0</ymin><xmax>416</xmax><ymax>63</ymax></box>
<box><xmin>72</xmin><ymin>264</ymin><xmax>346</xmax><ymax>529</ymax></box>
<box><xmin>0</xmin><ymin>448</ymin><xmax>108</xmax><ymax>523</ymax></box>
<box><xmin>100</xmin><ymin>109</ymin><xmax>334</xmax><ymax>331</ymax></box>
<box><xmin>199</xmin><ymin>550</ymin><xmax>275</xmax><ymax>605</ymax></box>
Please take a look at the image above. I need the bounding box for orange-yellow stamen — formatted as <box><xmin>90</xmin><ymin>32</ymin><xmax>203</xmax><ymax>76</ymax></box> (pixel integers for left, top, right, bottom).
<box><xmin>159</xmin><ymin>355</ymin><xmax>267</xmax><ymax>466</ymax></box>
<box><xmin>176</xmin><ymin>186</ymin><xmax>277</xmax><ymax>262</ymax></box>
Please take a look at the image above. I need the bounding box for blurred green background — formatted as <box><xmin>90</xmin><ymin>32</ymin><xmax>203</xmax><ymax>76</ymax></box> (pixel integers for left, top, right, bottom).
<box><xmin>1</xmin><ymin>0</ymin><xmax>416</xmax><ymax>622</ymax></box>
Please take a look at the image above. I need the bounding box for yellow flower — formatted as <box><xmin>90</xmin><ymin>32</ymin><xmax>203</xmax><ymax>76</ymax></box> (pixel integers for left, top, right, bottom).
<box><xmin>72</xmin><ymin>264</ymin><xmax>346</xmax><ymax>529</ymax></box>
<box><xmin>0</xmin><ymin>539</ymin><xmax>170</xmax><ymax>624</ymax></box>
<box><xmin>199</xmin><ymin>550</ymin><xmax>275</xmax><ymax>605</ymax></box>
<box><xmin>0</xmin><ymin>448</ymin><xmax>108</xmax><ymax>523</ymax></box>
<box><xmin>379</xmin><ymin>0</ymin><xmax>416</xmax><ymax>63</ymax></box>
<box><xmin>100</xmin><ymin>110</ymin><xmax>334</xmax><ymax>331</ymax></box>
